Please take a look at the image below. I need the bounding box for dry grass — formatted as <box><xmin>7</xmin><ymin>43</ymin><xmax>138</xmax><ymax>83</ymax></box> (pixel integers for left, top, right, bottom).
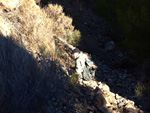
<box><xmin>0</xmin><ymin>35</ymin><xmax>59</xmax><ymax>113</ymax></box>
<box><xmin>44</xmin><ymin>4</ymin><xmax>74</xmax><ymax>39</ymax></box>
<box><xmin>0</xmin><ymin>0</ymin><xmax>22</xmax><ymax>9</ymax></box>
<box><xmin>0</xmin><ymin>0</ymin><xmax>80</xmax><ymax>59</ymax></box>
<box><xmin>13</xmin><ymin>0</ymin><xmax>55</xmax><ymax>57</ymax></box>
<box><xmin>136</xmin><ymin>83</ymin><xmax>150</xmax><ymax>97</ymax></box>
<box><xmin>67</xmin><ymin>29</ymin><xmax>81</xmax><ymax>47</ymax></box>
<box><xmin>0</xmin><ymin>1</ymin><xmax>81</xmax><ymax>112</ymax></box>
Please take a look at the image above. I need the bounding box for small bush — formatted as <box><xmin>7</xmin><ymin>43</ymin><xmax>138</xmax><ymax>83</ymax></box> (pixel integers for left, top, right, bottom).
<box><xmin>70</xmin><ymin>72</ymin><xmax>79</xmax><ymax>85</ymax></box>
<box><xmin>67</xmin><ymin>30</ymin><xmax>81</xmax><ymax>47</ymax></box>
<box><xmin>135</xmin><ymin>83</ymin><xmax>150</xmax><ymax>97</ymax></box>
<box><xmin>44</xmin><ymin>4</ymin><xmax>75</xmax><ymax>39</ymax></box>
<box><xmin>55</xmin><ymin>48</ymin><xmax>63</xmax><ymax>57</ymax></box>
<box><xmin>39</xmin><ymin>45</ymin><xmax>46</xmax><ymax>54</ymax></box>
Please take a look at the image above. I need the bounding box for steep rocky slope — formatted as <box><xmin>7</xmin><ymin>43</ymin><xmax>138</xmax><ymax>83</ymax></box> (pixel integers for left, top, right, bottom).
<box><xmin>0</xmin><ymin>0</ymin><xmax>76</xmax><ymax>59</ymax></box>
<box><xmin>44</xmin><ymin>0</ymin><xmax>150</xmax><ymax>112</ymax></box>
<box><xmin>0</xmin><ymin>0</ymin><xmax>148</xmax><ymax>112</ymax></box>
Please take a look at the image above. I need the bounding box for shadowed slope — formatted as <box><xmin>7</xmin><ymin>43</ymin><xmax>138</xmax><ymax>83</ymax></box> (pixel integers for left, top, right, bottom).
<box><xmin>0</xmin><ymin>35</ymin><xmax>66</xmax><ymax>113</ymax></box>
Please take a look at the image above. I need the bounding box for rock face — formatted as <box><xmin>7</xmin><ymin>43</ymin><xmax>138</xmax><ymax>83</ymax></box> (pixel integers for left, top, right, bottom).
<box><xmin>94</xmin><ymin>89</ymin><xmax>107</xmax><ymax>106</ymax></box>
<box><xmin>0</xmin><ymin>0</ymin><xmax>23</xmax><ymax>9</ymax></box>
<box><xmin>0</xmin><ymin>0</ymin><xmax>147</xmax><ymax>113</ymax></box>
<box><xmin>79</xmin><ymin>79</ymin><xmax>143</xmax><ymax>113</ymax></box>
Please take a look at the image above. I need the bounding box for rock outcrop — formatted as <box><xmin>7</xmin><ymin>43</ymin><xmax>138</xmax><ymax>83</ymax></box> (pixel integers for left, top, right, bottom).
<box><xmin>0</xmin><ymin>0</ymin><xmax>146</xmax><ymax>112</ymax></box>
<box><xmin>80</xmin><ymin>80</ymin><xmax>143</xmax><ymax>113</ymax></box>
<box><xmin>54</xmin><ymin>33</ymin><xmax>144</xmax><ymax>113</ymax></box>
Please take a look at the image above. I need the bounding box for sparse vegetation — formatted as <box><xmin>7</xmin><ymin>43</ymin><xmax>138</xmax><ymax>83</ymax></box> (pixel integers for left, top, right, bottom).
<box><xmin>55</xmin><ymin>48</ymin><xmax>63</xmax><ymax>57</ymax></box>
<box><xmin>95</xmin><ymin>0</ymin><xmax>150</xmax><ymax>60</ymax></box>
<box><xmin>0</xmin><ymin>0</ymin><xmax>82</xmax><ymax>112</ymax></box>
<box><xmin>0</xmin><ymin>0</ymin><xmax>80</xmax><ymax>59</ymax></box>
<box><xmin>69</xmin><ymin>72</ymin><xmax>81</xmax><ymax>94</ymax></box>
<box><xmin>0</xmin><ymin>36</ymin><xmax>57</xmax><ymax>113</ymax></box>
<box><xmin>39</xmin><ymin>45</ymin><xmax>47</xmax><ymax>54</ymax></box>
<box><xmin>67</xmin><ymin>30</ymin><xmax>81</xmax><ymax>47</ymax></box>
<box><xmin>70</xmin><ymin>72</ymin><xmax>79</xmax><ymax>85</ymax></box>
<box><xmin>136</xmin><ymin>83</ymin><xmax>150</xmax><ymax>97</ymax></box>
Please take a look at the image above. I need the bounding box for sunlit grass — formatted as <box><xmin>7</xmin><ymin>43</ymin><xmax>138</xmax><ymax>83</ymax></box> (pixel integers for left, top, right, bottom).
<box><xmin>39</xmin><ymin>45</ymin><xmax>46</xmax><ymax>54</ymax></box>
<box><xmin>55</xmin><ymin>48</ymin><xmax>63</xmax><ymax>57</ymax></box>
<box><xmin>67</xmin><ymin>30</ymin><xmax>81</xmax><ymax>47</ymax></box>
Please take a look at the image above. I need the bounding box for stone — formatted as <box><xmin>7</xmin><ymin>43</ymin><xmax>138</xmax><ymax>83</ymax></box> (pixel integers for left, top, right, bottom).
<box><xmin>102</xmin><ymin>83</ymin><xmax>110</xmax><ymax>92</ymax></box>
<box><xmin>83</xmin><ymin>80</ymin><xmax>98</xmax><ymax>89</ymax></box>
<box><xmin>127</xmin><ymin>100</ymin><xmax>134</xmax><ymax>105</ymax></box>
<box><xmin>125</xmin><ymin>104</ymin><xmax>135</xmax><ymax>109</ymax></box>
<box><xmin>94</xmin><ymin>89</ymin><xmax>107</xmax><ymax>106</ymax></box>
<box><xmin>90</xmin><ymin>80</ymin><xmax>98</xmax><ymax>89</ymax></box>
<box><xmin>105</xmin><ymin>41</ymin><xmax>115</xmax><ymax>51</ymax></box>
<box><xmin>98</xmin><ymin>82</ymin><xmax>110</xmax><ymax>92</ymax></box>
<box><xmin>107</xmin><ymin>106</ymin><xmax>113</xmax><ymax>113</ymax></box>
<box><xmin>115</xmin><ymin>94</ymin><xmax>122</xmax><ymax>99</ymax></box>
<box><xmin>109</xmin><ymin>92</ymin><xmax>115</xmax><ymax>97</ymax></box>
<box><xmin>97</xmin><ymin>105</ymin><xmax>109</xmax><ymax>113</ymax></box>
<box><xmin>123</xmin><ymin>108</ymin><xmax>139</xmax><ymax>113</ymax></box>
<box><xmin>106</xmin><ymin>103</ymin><xmax>112</xmax><ymax>107</ymax></box>
<box><xmin>118</xmin><ymin>102</ymin><xmax>126</xmax><ymax>108</ymax></box>
<box><xmin>105</xmin><ymin>95</ymin><xmax>116</xmax><ymax>104</ymax></box>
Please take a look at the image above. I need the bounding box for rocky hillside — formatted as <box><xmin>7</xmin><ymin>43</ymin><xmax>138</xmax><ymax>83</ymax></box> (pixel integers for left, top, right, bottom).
<box><xmin>0</xmin><ymin>0</ymin><xmax>149</xmax><ymax>113</ymax></box>
<box><xmin>0</xmin><ymin>0</ymin><xmax>78</xmax><ymax>59</ymax></box>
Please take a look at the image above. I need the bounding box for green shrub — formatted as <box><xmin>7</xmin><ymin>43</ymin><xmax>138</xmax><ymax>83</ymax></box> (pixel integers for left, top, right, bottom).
<box><xmin>95</xmin><ymin>0</ymin><xmax>150</xmax><ymax>60</ymax></box>
<box><xmin>70</xmin><ymin>72</ymin><xmax>79</xmax><ymax>85</ymax></box>
<box><xmin>67</xmin><ymin>30</ymin><xmax>81</xmax><ymax>47</ymax></box>
<box><xmin>39</xmin><ymin>45</ymin><xmax>46</xmax><ymax>54</ymax></box>
<box><xmin>136</xmin><ymin>83</ymin><xmax>150</xmax><ymax>97</ymax></box>
<box><xmin>55</xmin><ymin>48</ymin><xmax>63</xmax><ymax>57</ymax></box>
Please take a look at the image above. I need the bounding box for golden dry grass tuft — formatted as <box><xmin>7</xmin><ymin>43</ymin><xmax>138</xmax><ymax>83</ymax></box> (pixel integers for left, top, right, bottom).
<box><xmin>0</xmin><ymin>0</ymin><xmax>80</xmax><ymax>59</ymax></box>
<box><xmin>44</xmin><ymin>4</ymin><xmax>74</xmax><ymax>39</ymax></box>
<box><xmin>67</xmin><ymin>30</ymin><xmax>81</xmax><ymax>47</ymax></box>
<box><xmin>13</xmin><ymin>0</ymin><xmax>55</xmax><ymax>57</ymax></box>
<box><xmin>0</xmin><ymin>0</ymin><xmax>82</xmax><ymax>112</ymax></box>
